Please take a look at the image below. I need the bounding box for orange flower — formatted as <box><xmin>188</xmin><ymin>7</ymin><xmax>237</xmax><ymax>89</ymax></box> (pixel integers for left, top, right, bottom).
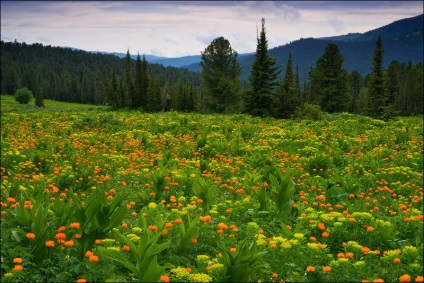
<box><xmin>306</xmin><ymin>266</ymin><xmax>315</xmax><ymax>272</ymax></box>
<box><xmin>345</xmin><ymin>252</ymin><xmax>354</xmax><ymax>259</ymax></box>
<box><xmin>270</xmin><ymin>243</ymin><xmax>277</xmax><ymax>249</ymax></box>
<box><xmin>89</xmin><ymin>255</ymin><xmax>99</xmax><ymax>262</ymax></box>
<box><xmin>309</xmin><ymin>236</ymin><xmax>317</xmax><ymax>242</ymax></box>
<box><xmin>69</xmin><ymin>222</ymin><xmax>80</xmax><ymax>229</ymax></box>
<box><xmin>55</xmin><ymin>233</ymin><xmax>66</xmax><ymax>240</ymax></box>
<box><xmin>165</xmin><ymin>222</ymin><xmax>173</xmax><ymax>228</ymax></box>
<box><xmin>322</xmin><ymin>231</ymin><xmax>330</xmax><ymax>238</ymax></box>
<box><xmin>121</xmin><ymin>222</ymin><xmax>128</xmax><ymax>228</ymax></box>
<box><xmin>148</xmin><ymin>225</ymin><xmax>158</xmax><ymax>232</ymax></box>
<box><xmin>373</xmin><ymin>279</ymin><xmax>384</xmax><ymax>283</ymax></box>
<box><xmin>95</xmin><ymin>239</ymin><xmax>102</xmax><ymax>245</ymax></box>
<box><xmin>76</xmin><ymin>279</ymin><xmax>87</xmax><ymax>283</ymax></box>
<box><xmin>13</xmin><ymin>258</ymin><xmax>23</xmax><ymax>264</ymax></box>
<box><xmin>26</xmin><ymin>233</ymin><xmax>35</xmax><ymax>239</ymax></box>
<box><xmin>45</xmin><ymin>240</ymin><xmax>55</xmax><ymax>247</ymax></box>
<box><xmin>393</xmin><ymin>258</ymin><xmax>401</xmax><ymax>264</ymax></box>
<box><xmin>366</xmin><ymin>226</ymin><xmax>375</xmax><ymax>232</ymax></box>
<box><xmin>122</xmin><ymin>245</ymin><xmax>131</xmax><ymax>252</ymax></box>
<box><xmin>64</xmin><ymin>240</ymin><xmax>74</xmax><ymax>247</ymax></box>
<box><xmin>174</xmin><ymin>218</ymin><xmax>183</xmax><ymax>224</ymax></box>
<box><xmin>322</xmin><ymin>266</ymin><xmax>331</xmax><ymax>272</ymax></box>
<box><xmin>337</xmin><ymin>253</ymin><xmax>345</xmax><ymax>258</ymax></box>
<box><xmin>7</xmin><ymin>197</ymin><xmax>16</xmax><ymax>203</ymax></box>
<box><xmin>160</xmin><ymin>275</ymin><xmax>170</xmax><ymax>282</ymax></box>
<box><xmin>415</xmin><ymin>276</ymin><xmax>423</xmax><ymax>282</ymax></box>
<box><xmin>217</xmin><ymin>229</ymin><xmax>223</xmax><ymax>235</ymax></box>
<box><xmin>161</xmin><ymin>230</ymin><xmax>169</xmax><ymax>237</ymax></box>
<box><xmin>13</xmin><ymin>265</ymin><xmax>23</xmax><ymax>271</ymax></box>
<box><xmin>186</xmin><ymin>267</ymin><xmax>192</xmax><ymax>273</ymax></box>
<box><xmin>74</xmin><ymin>233</ymin><xmax>82</xmax><ymax>239</ymax></box>
<box><xmin>361</xmin><ymin>247</ymin><xmax>371</xmax><ymax>254</ymax></box>
<box><xmin>271</xmin><ymin>273</ymin><xmax>278</xmax><ymax>278</ymax></box>
<box><xmin>191</xmin><ymin>238</ymin><xmax>197</xmax><ymax>244</ymax></box>
<box><xmin>399</xmin><ymin>274</ymin><xmax>411</xmax><ymax>283</ymax></box>
<box><xmin>58</xmin><ymin>226</ymin><xmax>66</xmax><ymax>232</ymax></box>
<box><xmin>85</xmin><ymin>251</ymin><xmax>94</xmax><ymax>258</ymax></box>
<box><xmin>317</xmin><ymin>222</ymin><xmax>325</xmax><ymax>230</ymax></box>
<box><xmin>230</xmin><ymin>247</ymin><xmax>236</xmax><ymax>253</ymax></box>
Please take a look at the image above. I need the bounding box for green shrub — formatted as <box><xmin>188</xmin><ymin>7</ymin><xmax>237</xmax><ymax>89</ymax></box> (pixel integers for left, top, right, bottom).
<box><xmin>293</xmin><ymin>102</ymin><xmax>326</xmax><ymax>120</ymax></box>
<box><xmin>14</xmin><ymin>87</ymin><xmax>33</xmax><ymax>104</ymax></box>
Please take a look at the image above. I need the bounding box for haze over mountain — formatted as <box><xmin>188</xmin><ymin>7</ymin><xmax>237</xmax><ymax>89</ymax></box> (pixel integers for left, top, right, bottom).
<box><xmin>65</xmin><ymin>13</ymin><xmax>421</xmax><ymax>79</ymax></box>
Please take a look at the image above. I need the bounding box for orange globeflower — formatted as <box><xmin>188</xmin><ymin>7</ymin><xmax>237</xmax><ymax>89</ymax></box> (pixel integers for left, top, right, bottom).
<box><xmin>317</xmin><ymin>223</ymin><xmax>325</xmax><ymax>230</ymax></box>
<box><xmin>165</xmin><ymin>222</ymin><xmax>173</xmax><ymax>228</ymax></box>
<box><xmin>337</xmin><ymin>253</ymin><xmax>345</xmax><ymax>258</ymax></box>
<box><xmin>95</xmin><ymin>239</ymin><xmax>102</xmax><ymax>245</ymax></box>
<box><xmin>230</xmin><ymin>247</ymin><xmax>236</xmax><ymax>253</ymax></box>
<box><xmin>85</xmin><ymin>251</ymin><xmax>94</xmax><ymax>258</ymax></box>
<box><xmin>64</xmin><ymin>240</ymin><xmax>74</xmax><ymax>247</ymax></box>
<box><xmin>415</xmin><ymin>276</ymin><xmax>423</xmax><ymax>282</ymax></box>
<box><xmin>76</xmin><ymin>279</ymin><xmax>87</xmax><ymax>283</ymax></box>
<box><xmin>309</xmin><ymin>236</ymin><xmax>317</xmax><ymax>242</ymax></box>
<box><xmin>58</xmin><ymin>226</ymin><xmax>66</xmax><ymax>232</ymax></box>
<box><xmin>46</xmin><ymin>240</ymin><xmax>55</xmax><ymax>247</ymax></box>
<box><xmin>373</xmin><ymin>279</ymin><xmax>384</xmax><ymax>283</ymax></box>
<box><xmin>270</xmin><ymin>243</ymin><xmax>277</xmax><ymax>249</ymax></box>
<box><xmin>13</xmin><ymin>258</ymin><xmax>23</xmax><ymax>264</ymax></box>
<box><xmin>69</xmin><ymin>222</ymin><xmax>80</xmax><ymax>229</ymax></box>
<box><xmin>161</xmin><ymin>230</ymin><xmax>169</xmax><ymax>237</ymax></box>
<box><xmin>322</xmin><ymin>232</ymin><xmax>330</xmax><ymax>238</ymax></box>
<box><xmin>174</xmin><ymin>218</ymin><xmax>183</xmax><ymax>224</ymax></box>
<box><xmin>393</xmin><ymin>258</ymin><xmax>401</xmax><ymax>264</ymax></box>
<box><xmin>13</xmin><ymin>265</ymin><xmax>23</xmax><ymax>271</ymax></box>
<box><xmin>122</xmin><ymin>245</ymin><xmax>131</xmax><ymax>252</ymax></box>
<box><xmin>160</xmin><ymin>275</ymin><xmax>170</xmax><ymax>282</ymax></box>
<box><xmin>26</xmin><ymin>233</ymin><xmax>35</xmax><ymax>239</ymax></box>
<box><xmin>55</xmin><ymin>233</ymin><xmax>66</xmax><ymax>240</ymax></box>
<box><xmin>399</xmin><ymin>274</ymin><xmax>411</xmax><ymax>283</ymax></box>
<box><xmin>271</xmin><ymin>273</ymin><xmax>278</xmax><ymax>278</ymax></box>
<box><xmin>74</xmin><ymin>233</ymin><xmax>82</xmax><ymax>239</ymax></box>
<box><xmin>345</xmin><ymin>252</ymin><xmax>354</xmax><ymax>259</ymax></box>
<box><xmin>322</xmin><ymin>266</ymin><xmax>331</xmax><ymax>272</ymax></box>
<box><xmin>148</xmin><ymin>225</ymin><xmax>158</xmax><ymax>232</ymax></box>
<box><xmin>306</xmin><ymin>266</ymin><xmax>315</xmax><ymax>272</ymax></box>
<box><xmin>89</xmin><ymin>255</ymin><xmax>99</xmax><ymax>262</ymax></box>
<box><xmin>192</xmin><ymin>238</ymin><xmax>197</xmax><ymax>244</ymax></box>
<box><xmin>361</xmin><ymin>247</ymin><xmax>371</xmax><ymax>254</ymax></box>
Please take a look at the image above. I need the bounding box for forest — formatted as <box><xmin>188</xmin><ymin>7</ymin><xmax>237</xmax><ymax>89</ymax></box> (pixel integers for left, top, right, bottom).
<box><xmin>0</xmin><ymin>18</ymin><xmax>422</xmax><ymax>118</ymax></box>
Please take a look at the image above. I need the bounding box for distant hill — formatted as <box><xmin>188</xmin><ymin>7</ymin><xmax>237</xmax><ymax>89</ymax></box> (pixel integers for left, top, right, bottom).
<box><xmin>184</xmin><ymin>14</ymin><xmax>423</xmax><ymax>80</ymax></box>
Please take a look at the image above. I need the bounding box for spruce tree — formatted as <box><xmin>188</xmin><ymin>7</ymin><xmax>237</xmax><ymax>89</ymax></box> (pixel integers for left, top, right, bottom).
<box><xmin>35</xmin><ymin>87</ymin><xmax>44</xmax><ymax>107</ymax></box>
<box><xmin>140</xmin><ymin>55</ymin><xmax>149</xmax><ymax>109</ymax></box>
<box><xmin>367</xmin><ymin>35</ymin><xmax>387</xmax><ymax>118</ymax></box>
<box><xmin>245</xmin><ymin>18</ymin><xmax>281</xmax><ymax>117</ymax></box>
<box><xmin>314</xmin><ymin>43</ymin><xmax>348</xmax><ymax>113</ymax></box>
<box><xmin>200</xmin><ymin>36</ymin><xmax>242</xmax><ymax>113</ymax></box>
<box><xmin>133</xmin><ymin>53</ymin><xmax>143</xmax><ymax>109</ymax></box>
<box><xmin>124</xmin><ymin>50</ymin><xmax>134</xmax><ymax>108</ymax></box>
<box><xmin>280</xmin><ymin>53</ymin><xmax>300</xmax><ymax>118</ymax></box>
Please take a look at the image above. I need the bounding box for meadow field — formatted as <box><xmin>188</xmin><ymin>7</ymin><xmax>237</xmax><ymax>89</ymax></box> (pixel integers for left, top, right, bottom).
<box><xmin>1</xmin><ymin>95</ymin><xmax>423</xmax><ymax>282</ymax></box>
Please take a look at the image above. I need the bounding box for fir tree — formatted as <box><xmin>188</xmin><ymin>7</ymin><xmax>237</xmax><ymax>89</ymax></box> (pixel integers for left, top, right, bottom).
<box><xmin>314</xmin><ymin>43</ymin><xmax>348</xmax><ymax>113</ymax></box>
<box><xmin>124</xmin><ymin>50</ymin><xmax>134</xmax><ymax>108</ymax></box>
<box><xmin>35</xmin><ymin>87</ymin><xmax>44</xmax><ymax>107</ymax></box>
<box><xmin>367</xmin><ymin>35</ymin><xmax>387</xmax><ymax>118</ymax></box>
<box><xmin>200</xmin><ymin>36</ymin><xmax>242</xmax><ymax>113</ymax></box>
<box><xmin>245</xmin><ymin>18</ymin><xmax>281</xmax><ymax>117</ymax></box>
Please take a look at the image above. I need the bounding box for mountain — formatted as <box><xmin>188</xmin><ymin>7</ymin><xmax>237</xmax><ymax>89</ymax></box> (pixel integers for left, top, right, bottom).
<box><xmin>184</xmin><ymin>14</ymin><xmax>423</xmax><ymax>80</ymax></box>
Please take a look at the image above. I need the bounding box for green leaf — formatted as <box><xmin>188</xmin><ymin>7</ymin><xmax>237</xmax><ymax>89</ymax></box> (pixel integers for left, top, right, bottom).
<box><xmin>97</xmin><ymin>247</ymin><xmax>141</xmax><ymax>278</ymax></box>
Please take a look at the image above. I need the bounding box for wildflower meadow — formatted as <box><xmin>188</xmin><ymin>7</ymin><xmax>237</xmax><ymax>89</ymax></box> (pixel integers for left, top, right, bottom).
<box><xmin>1</xmin><ymin>95</ymin><xmax>423</xmax><ymax>282</ymax></box>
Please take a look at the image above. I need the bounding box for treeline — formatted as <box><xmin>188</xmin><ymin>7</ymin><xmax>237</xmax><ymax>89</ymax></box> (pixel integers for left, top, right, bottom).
<box><xmin>1</xmin><ymin>33</ymin><xmax>422</xmax><ymax>117</ymax></box>
<box><xmin>0</xmin><ymin>40</ymin><xmax>201</xmax><ymax>108</ymax></box>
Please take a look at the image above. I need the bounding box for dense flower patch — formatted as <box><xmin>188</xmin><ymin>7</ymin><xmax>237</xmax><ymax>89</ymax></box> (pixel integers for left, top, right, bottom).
<box><xmin>1</xmin><ymin>105</ymin><xmax>423</xmax><ymax>282</ymax></box>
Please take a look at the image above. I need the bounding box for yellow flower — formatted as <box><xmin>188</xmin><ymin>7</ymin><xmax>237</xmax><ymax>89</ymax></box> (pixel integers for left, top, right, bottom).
<box><xmin>171</xmin><ymin>266</ymin><xmax>190</xmax><ymax>279</ymax></box>
<box><xmin>188</xmin><ymin>273</ymin><xmax>213</xmax><ymax>282</ymax></box>
<box><xmin>148</xmin><ymin>202</ymin><xmax>157</xmax><ymax>210</ymax></box>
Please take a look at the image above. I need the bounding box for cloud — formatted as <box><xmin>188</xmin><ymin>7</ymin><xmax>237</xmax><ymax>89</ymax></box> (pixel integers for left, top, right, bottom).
<box><xmin>328</xmin><ymin>17</ymin><xmax>345</xmax><ymax>33</ymax></box>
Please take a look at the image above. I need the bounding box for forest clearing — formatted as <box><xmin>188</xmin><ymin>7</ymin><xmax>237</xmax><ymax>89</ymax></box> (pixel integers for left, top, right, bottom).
<box><xmin>1</xmin><ymin>95</ymin><xmax>423</xmax><ymax>282</ymax></box>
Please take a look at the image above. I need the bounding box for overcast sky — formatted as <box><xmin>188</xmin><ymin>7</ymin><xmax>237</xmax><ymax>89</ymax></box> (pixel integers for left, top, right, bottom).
<box><xmin>1</xmin><ymin>1</ymin><xmax>422</xmax><ymax>58</ymax></box>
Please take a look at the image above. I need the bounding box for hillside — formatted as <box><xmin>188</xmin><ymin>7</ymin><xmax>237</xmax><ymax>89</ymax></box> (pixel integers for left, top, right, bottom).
<box><xmin>185</xmin><ymin>14</ymin><xmax>423</xmax><ymax>79</ymax></box>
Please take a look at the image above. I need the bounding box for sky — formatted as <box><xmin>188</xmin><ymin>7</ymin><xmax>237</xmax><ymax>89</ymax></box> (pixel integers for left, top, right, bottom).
<box><xmin>1</xmin><ymin>1</ymin><xmax>422</xmax><ymax>58</ymax></box>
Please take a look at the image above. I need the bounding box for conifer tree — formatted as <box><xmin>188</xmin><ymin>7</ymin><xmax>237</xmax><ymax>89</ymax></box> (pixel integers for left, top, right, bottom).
<box><xmin>200</xmin><ymin>36</ymin><xmax>241</xmax><ymax>113</ymax></box>
<box><xmin>314</xmin><ymin>43</ymin><xmax>348</xmax><ymax>113</ymax></box>
<box><xmin>133</xmin><ymin>53</ymin><xmax>143</xmax><ymax>109</ymax></box>
<box><xmin>140</xmin><ymin>55</ymin><xmax>149</xmax><ymax>109</ymax></box>
<box><xmin>35</xmin><ymin>87</ymin><xmax>44</xmax><ymax>107</ymax></box>
<box><xmin>367</xmin><ymin>35</ymin><xmax>387</xmax><ymax>118</ymax></box>
<box><xmin>245</xmin><ymin>18</ymin><xmax>281</xmax><ymax>117</ymax></box>
<box><xmin>280</xmin><ymin>53</ymin><xmax>300</xmax><ymax>118</ymax></box>
<box><xmin>124</xmin><ymin>50</ymin><xmax>134</xmax><ymax>108</ymax></box>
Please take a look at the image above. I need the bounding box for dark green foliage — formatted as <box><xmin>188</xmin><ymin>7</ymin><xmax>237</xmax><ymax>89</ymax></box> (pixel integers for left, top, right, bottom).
<box><xmin>200</xmin><ymin>37</ymin><xmax>242</xmax><ymax>113</ymax></box>
<box><xmin>35</xmin><ymin>87</ymin><xmax>44</xmax><ymax>107</ymax></box>
<box><xmin>293</xmin><ymin>102</ymin><xmax>326</xmax><ymax>120</ymax></box>
<box><xmin>14</xmin><ymin>87</ymin><xmax>33</xmax><ymax>104</ymax></box>
<box><xmin>314</xmin><ymin>43</ymin><xmax>349</xmax><ymax>113</ymax></box>
<box><xmin>147</xmin><ymin>78</ymin><xmax>162</xmax><ymax>112</ymax></box>
<box><xmin>280</xmin><ymin>53</ymin><xmax>301</xmax><ymax>118</ymax></box>
<box><xmin>367</xmin><ymin>35</ymin><xmax>387</xmax><ymax>118</ymax></box>
<box><xmin>245</xmin><ymin>18</ymin><xmax>281</xmax><ymax>117</ymax></box>
<box><xmin>124</xmin><ymin>50</ymin><xmax>134</xmax><ymax>108</ymax></box>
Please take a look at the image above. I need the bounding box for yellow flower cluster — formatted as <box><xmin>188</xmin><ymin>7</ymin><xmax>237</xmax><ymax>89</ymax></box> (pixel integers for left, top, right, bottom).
<box><xmin>170</xmin><ymin>266</ymin><xmax>190</xmax><ymax>279</ymax></box>
<box><xmin>188</xmin><ymin>273</ymin><xmax>213</xmax><ymax>282</ymax></box>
